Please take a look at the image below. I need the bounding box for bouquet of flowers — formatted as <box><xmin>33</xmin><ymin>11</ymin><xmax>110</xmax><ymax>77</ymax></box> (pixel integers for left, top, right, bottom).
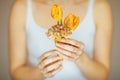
<box><xmin>46</xmin><ymin>4</ymin><xmax>80</xmax><ymax>43</ymax></box>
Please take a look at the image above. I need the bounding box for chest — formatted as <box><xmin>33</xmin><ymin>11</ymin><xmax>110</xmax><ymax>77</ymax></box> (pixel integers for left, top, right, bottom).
<box><xmin>32</xmin><ymin>1</ymin><xmax>89</xmax><ymax>29</ymax></box>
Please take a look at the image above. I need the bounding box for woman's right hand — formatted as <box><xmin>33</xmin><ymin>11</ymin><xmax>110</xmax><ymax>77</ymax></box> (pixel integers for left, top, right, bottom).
<box><xmin>38</xmin><ymin>50</ymin><xmax>63</xmax><ymax>78</ymax></box>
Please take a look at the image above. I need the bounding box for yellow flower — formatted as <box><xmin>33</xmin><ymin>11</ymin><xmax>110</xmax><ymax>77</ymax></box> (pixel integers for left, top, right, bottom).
<box><xmin>64</xmin><ymin>14</ymin><xmax>80</xmax><ymax>31</ymax></box>
<box><xmin>51</xmin><ymin>4</ymin><xmax>63</xmax><ymax>25</ymax></box>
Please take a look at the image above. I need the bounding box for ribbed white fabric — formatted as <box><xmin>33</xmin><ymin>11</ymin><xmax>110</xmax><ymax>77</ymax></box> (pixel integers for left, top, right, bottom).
<box><xmin>25</xmin><ymin>0</ymin><xmax>95</xmax><ymax>80</ymax></box>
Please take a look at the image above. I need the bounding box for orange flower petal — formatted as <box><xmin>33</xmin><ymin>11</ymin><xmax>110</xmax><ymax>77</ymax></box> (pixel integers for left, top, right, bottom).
<box><xmin>64</xmin><ymin>14</ymin><xmax>80</xmax><ymax>31</ymax></box>
<box><xmin>51</xmin><ymin>4</ymin><xmax>63</xmax><ymax>21</ymax></box>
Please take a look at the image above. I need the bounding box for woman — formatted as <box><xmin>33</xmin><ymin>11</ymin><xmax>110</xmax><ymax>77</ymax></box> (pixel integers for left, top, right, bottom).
<box><xmin>9</xmin><ymin>0</ymin><xmax>113</xmax><ymax>80</ymax></box>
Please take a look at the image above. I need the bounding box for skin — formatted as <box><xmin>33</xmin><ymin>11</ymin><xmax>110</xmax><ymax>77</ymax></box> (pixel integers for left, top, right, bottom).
<box><xmin>9</xmin><ymin>0</ymin><xmax>113</xmax><ymax>80</ymax></box>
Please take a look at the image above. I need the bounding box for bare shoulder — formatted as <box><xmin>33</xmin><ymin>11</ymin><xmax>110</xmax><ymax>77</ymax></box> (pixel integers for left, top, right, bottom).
<box><xmin>11</xmin><ymin>0</ymin><xmax>27</xmax><ymax>12</ymax></box>
<box><xmin>94</xmin><ymin>0</ymin><xmax>112</xmax><ymax>10</ymax></box>
<box><xmin>9</xmin><ymin>0</ymin><xmax>27</xmax><ymax>28</ymax></box>
<box><xmin>94</xmin><ymin>0</ymin><xmax>113</xmax><ymax>27</ymax></box>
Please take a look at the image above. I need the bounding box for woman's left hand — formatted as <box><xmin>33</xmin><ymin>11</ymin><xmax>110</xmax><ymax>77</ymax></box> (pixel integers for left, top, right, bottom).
<box><xmin>55</xmin><ymin>38</ymin><xmax>85</xmax><ymax>62</ymax></box>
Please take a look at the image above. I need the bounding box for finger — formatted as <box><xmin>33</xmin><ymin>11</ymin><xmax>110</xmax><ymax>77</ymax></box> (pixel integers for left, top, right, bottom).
<box><xmin>56</xmin><ymin>47</ymin><xmax>76</xmax><ymax>61</ymax></box>
<box><xmin>45</xmin><ymin>65</ymin><xmax>63</xmax><ymax>78</ymax></box>
<box><xmin>50</xmin><ymin>65</ymin><xmax>63</xmax><ymax>76</ymax></box>
<box><xmin>43</xmin><ymin>60</ymin><xmax>62</xmax><ymax>73</ymax></box>
<box><xmin>38</xmin><ymin>50</ymin><xmax>59</xmax><ymax>63</ymax></box>
<box><xmin>56</xmin><ymin>43</ymin><xmax>79</xmax><ymax>53</ymax></box>
<box><xmin>61</xmin><ymin>38</ymin><xmax>84</xmax><ymax>49</ymax></box>
<box><xmin>42</xmin><ymin>56</ymin><xmax>62</xmax><ymax>68</ymax></box>
<box><xmin>39</xmin><ymin>60</ymin><xmax>62</xmax><ymax>77</ymax></box>
<box><xmin>56</xmin><ymin>46</ymin><xmax>77</xmax><ymax>58</ymax></box>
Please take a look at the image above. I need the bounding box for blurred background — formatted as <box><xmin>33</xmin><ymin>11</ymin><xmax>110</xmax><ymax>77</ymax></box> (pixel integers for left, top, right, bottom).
<box><xmin>0</xmin><ymin>0</ymin><xmax>120</xmax><ymax>80</ymax></box>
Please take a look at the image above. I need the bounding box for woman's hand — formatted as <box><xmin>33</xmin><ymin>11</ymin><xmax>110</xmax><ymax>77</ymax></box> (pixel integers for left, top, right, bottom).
<box><xmin>55</xmin><ymin>38</ymin><xmax>84</xmax><ymax>62</ymax></box>
<box><xmin>38</xmin><ymin>50</ymin><xmax>63</xmax><ymax>78</ymax></box>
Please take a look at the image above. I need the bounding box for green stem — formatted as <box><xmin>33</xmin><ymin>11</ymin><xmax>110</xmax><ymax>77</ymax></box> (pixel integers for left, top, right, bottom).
<box><xmin>57</xmin><ymin>19</ymin><xmax>63</xmax><ymax>26</ymax></box>
<box><xmin>57</xmin><ymin>21</ymin><xmax>59</xmax><ymax>25</ymax></box>
<box><xmin>60</xmin><ymin>19</ymin><xmax>63</xmax><ymax>26</ymax></box>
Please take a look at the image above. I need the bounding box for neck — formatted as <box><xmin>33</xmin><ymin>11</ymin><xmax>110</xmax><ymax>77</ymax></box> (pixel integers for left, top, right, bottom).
<box><xmin>47</xmin><ymin>0</ymin><xmax>74</xmax><ymax>5</ymax></box>
<box><xmin>38</xmin><ymin>0</ymin><xmax>85</xmax><ymax>5</ymax></box>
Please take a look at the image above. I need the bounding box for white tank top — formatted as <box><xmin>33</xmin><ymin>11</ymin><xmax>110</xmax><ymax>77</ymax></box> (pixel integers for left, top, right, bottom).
<box><xmin>26</xmin><ymin>0</ymin><xmax>95</xmax><ymax>80</ymax></box>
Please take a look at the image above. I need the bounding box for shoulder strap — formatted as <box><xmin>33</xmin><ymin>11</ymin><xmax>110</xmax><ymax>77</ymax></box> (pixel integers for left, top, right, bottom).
<box><xmin>27</xmin><ymin>0</ymin><xmax>32</xmax><ymax>17</ymax></box>
<box><xmin>88</xmin><ymin>0</ymin><xmax>95</xmax><ymax>14</ymax></box>
<box><xmin>26</xmin><ymin>0</ymin><xmax>33</xmax><ymax>30</ymax></box>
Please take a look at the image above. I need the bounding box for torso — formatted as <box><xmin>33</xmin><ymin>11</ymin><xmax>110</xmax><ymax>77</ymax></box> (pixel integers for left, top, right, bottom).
<box><xmin>21</xmin><ymin>0</ymin><xmax>96</xmax><ymax>80</ymax></box>
<box><xmin>25</xmin><ymin>0</ymin><xmax>96</xmax><ymax>80</ymax></box>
